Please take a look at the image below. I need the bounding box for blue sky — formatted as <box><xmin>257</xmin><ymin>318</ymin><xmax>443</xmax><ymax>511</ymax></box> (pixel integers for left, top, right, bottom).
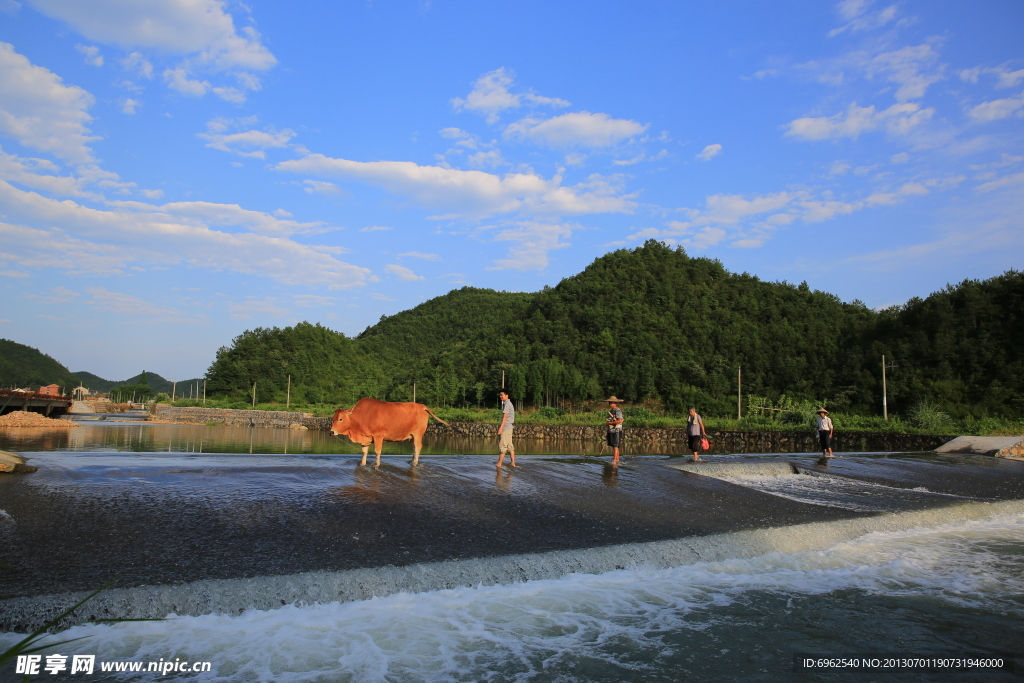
<box><xmin>0</xmin><ymin>0</ymin><xmax>1022</xmax><ymax>381</ymax></box>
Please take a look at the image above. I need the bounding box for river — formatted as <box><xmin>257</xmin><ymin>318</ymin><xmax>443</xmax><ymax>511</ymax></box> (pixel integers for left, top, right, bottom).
<box><xmin>1</xmin><ymin>422</ymin><xmax>1021</xmax><ymax>682</ymax></box>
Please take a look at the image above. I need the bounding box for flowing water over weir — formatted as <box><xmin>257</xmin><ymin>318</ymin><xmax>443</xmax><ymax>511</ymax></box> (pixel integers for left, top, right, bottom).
<box><xmin>1</xmin><ymin>424</ymin><xmax>1023</xmax><ymax>682</ymax></box>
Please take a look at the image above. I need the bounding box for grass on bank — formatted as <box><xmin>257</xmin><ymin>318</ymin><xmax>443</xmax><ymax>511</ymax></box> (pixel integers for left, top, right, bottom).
<box><xmin>160</xmin><ymin>398</ymin><xmax>1023</xmax><ymax>436</ymax></box>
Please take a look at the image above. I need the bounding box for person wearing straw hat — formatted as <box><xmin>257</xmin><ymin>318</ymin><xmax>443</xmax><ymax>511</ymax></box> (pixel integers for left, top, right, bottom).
<box><xmin>816</xmin><ymin>408</ymin><xmax>834</xmax><ymax>459</ymax></box>
<box><xmin>604</xmin><ymin>396</ymin><xmax>625</xmax><ymax>466</ymax></box>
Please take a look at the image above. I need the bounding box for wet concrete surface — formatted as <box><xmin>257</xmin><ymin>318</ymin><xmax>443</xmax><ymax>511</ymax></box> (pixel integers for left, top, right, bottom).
<box><xmin>1</xmin><ymin>451</ymin><xmax>1023</xmax><ymax>601</ymax></box>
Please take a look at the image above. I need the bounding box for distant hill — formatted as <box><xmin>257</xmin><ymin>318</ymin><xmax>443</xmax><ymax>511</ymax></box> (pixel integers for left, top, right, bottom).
<box><xmin>205</xmin><ymin>241</ymin><xmax>1024</xmax><ymax>419</ymax></box>
<box><xmin>0</xmin><ymin>339</ymin><xmax>81</xmax><ymax>391</ymax></box>
<box><xmin>72</xmin><ymin>371</ymin><xmax>204</xmax><ymax>396</ymax></box>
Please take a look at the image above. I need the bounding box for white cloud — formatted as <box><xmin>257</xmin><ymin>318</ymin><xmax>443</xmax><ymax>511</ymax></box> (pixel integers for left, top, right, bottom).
<box><xmin>701</xmin><ymin>192</ymin><xmax>793</xmax><ymax>223</ymax></box>
<box><xmin>959</xmin><ymin>64</ymin><xmax>1024</xmax><ymax>89</ymax></box>
<box><xmin>828</xmin><ymin>1</ymin><xmax>898</xmax><ymax>37</ymax></box>
<box><xmin>696</xmin><ymin>144</ymin><xmax>722</xmax><ymax>161</ymax></box>
<box><xmin>164</xmin><ymin>67</ymin><xmax>210</xmax><ymax>96</ymax></box>
<box><xmin>863</xmin><ymin>43</ymin><xmax>945</xmax><ymax>102</ymax></box>
<box><xmin>785</xmin><ymin>102</ymin><xmax>934</xmax><ymax>140</ymax></box>
<box><xmin>121</xmin><ymin>98</ymin><xmax>140</xmax><ymax>115</ymax></box>
<box><xmin>211</xmin><ymin>85</ymin><xmax>245</xmax><ymax>103</ymax></box>
<box><xmin>0</xmin><ymin>42</ymin><xmax>98</xmax><ymax>164</ymax></box>
<box><xmin>384</xmin><ymin>264</ymin><xmax>425</xmax><ymax>281</ymax></box>
<box><xmin>505</xmin><ymin>111</ymin><xmax>648</xmax><ymax>149</ymax></box>
<box><xmin>634</xmin><ymin>180</ymin><xmax>944</xmax><ymax>251</ymax></box>
<box><xmin>828</xmin><ymin>160</ymin><xmax>852</xmax><ymax>175</ymax></box>
<box><xmin>967</xmin><ymin>92</ymin><xmax>1024</xmax><ymax>122</ymax></box>
<box><xmin>87</xmin><ymin>287</ymin><xmax>204</xmax><ymax>323</ymax></box>
<box><xmin>121</xmin><ymin>51</ymin><xmax>153</xmax><ymax>79</ymax></box>
<box><xmin>27</xmin><ymin>0</ymin><xmax>276</xmax><ymax>71</ymax></box>
<box><xmin>360</xmin><ymin>225</ymin><xmax>393</xmax><ymax>232</ymax></box>
<box><xmin>199</xmin><ymin>118</ymin><xmax>295</xmax><ymax>158</ymax></box>
<box><xmin>796</xmin><ymin>42</ymin><xmax>944</xmax><ymax>103</ymax></box>
<box><xmin>75</xmin><ymin>44</ymin><xmax>103</xmax><ymax>67</ymax></box>
<box><xmin>845</xmin><ymin>181</ymin><xmax>1024</xmax><ymax>270</ymax></box>
<box><xmin>452</xmin><ymin>67</ymin><xmax>569</xmax><ymax>124</ymax></box>
<box><xmin>303</xmin><ymin>180</ymin><xmax>340</xmax><ymax>195</ymax></box>
<box><xmin>275</xmin><ymin>154</ymin><xmax>635</xmax><ymax>217</ymax></box>
<box><xmin>400</xmin><ymin>251</ymin><xmax>439</xmax><ymax>260</ymax></box>
<box><xmin>974</xmin><ymin>171</ymin><xmax>1024</xmax><ymax>194</ymax></box>
<box><xmin>490</xmin><ymin>221</ymin><xmax>572</xmax><ymax>271</ymax></box>
<box><xmin>228</xmin><ymin>297</ymin><xmax>292</xmax><ymax>320</ymax></box>
<box><xmin>467</xmin><ymin>149</ymin><xmax>504</xmax><ymax>168</ymax></box>
<box><xmin>292</xmin><ymin>294</ymin><xmax>335</xmax><ymax>308</ymax></box>
<box><xmin>0</xmin><ymin>147</ymin><xmax>97</xmax><ymax>197</ymax></box>
<box><xmin>105</xmin><ymin>198</ymin><xmax>327</xmax><ymax>236</ymax></box>
<box><xmin>0</xmin><ymin>180</ymin><xmax>369</xmax><ymax>287</ymax></box>
<box><xmin>29</xmin><ymin>285</ymin><xmax>80</xmax><ymax>305</ymax></box>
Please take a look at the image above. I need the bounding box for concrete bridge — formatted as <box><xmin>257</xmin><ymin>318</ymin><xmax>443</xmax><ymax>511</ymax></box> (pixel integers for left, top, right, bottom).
<box><xmin>0</xmin><ymin>389</ymin><xmax>72</xmax><ymax>417</ymax></box>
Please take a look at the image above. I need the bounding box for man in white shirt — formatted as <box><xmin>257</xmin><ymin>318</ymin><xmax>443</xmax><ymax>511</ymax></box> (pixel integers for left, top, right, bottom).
<box><xmin>496</xmin><ymin>390</ymin><xmax>516</xmax><ymax>468</ymax></box>
<box><xmin>816</xmin><ymin>408</ymin><xmax>834</xmax><ymax>459</ymax></box>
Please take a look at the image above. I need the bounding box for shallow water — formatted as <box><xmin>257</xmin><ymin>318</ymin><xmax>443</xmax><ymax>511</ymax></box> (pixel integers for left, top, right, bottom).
<box><xmin>1</xmin><ymin>423</ymin><xmax>1022</xmax><ymax>682</ymax></box>
<box><xmin>0</xmin><ymin>422</ymin><xmax>747</xmax><ymax>457</ymax></box>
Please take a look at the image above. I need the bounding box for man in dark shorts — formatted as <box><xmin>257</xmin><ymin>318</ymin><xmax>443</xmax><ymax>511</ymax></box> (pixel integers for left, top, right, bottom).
<box><xmin>816</xmin><ymin>408</ymin><xmax>834</xmax><ymax>459</ymax></box>
<box><xmin>687</xmin><ymin>406</ymin><xmax>707</xmax><ymax>462</ymax></box>
<box><xmin>605</xmin><ymin>396</ymin><xmax>624</xmax><ymax>466</ymax></box>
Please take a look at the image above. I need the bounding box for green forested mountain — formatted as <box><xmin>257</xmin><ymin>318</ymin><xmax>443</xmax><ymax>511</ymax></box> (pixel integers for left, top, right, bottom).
<box><xmin>72</xmin><ymin>370</ymin><xmax>203</xmax><ymax>396</ymax></box>
<box><xmin>866</xmin><ymin>271</ymin><xmax>1024</xmax><ymax>419</ymax></box>
<box><xmin>0</xmin><ymin>339</ymin><xmax>80</xmax><ymax>391</ymax></box>
<box><xmin>205</xmin><ymin>322</ymin><xmax>385</xmax><ymax>406</ymax></box>
<box><xmin>205</xmin><ymin>241</ymin><xmax>1024</xmax><ymax>419</ymax></box>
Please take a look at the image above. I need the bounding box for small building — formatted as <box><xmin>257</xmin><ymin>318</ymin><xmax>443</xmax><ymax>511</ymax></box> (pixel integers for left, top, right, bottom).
<box><xmin>38</xmin><ymin>384</ymin><xmax>61</xmax><ymax>396</ymax></box>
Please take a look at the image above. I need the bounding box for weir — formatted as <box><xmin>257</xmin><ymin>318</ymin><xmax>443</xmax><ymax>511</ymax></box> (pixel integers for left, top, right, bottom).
<box><xmin>2</xmin><ymin>446</ymin><xmax>1024</xmax><ymax>633</ymax></box>
<box><xmin>2</xmin><ymin>499</ymin><xmax>1021</xmax><ymax>632</ymax></box>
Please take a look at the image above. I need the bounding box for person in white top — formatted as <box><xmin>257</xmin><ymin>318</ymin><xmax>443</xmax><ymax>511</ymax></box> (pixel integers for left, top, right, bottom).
<box><xmin>496</xmin><ymin>389</ymin><xmax>516</xmax><ymax>468</ymax></box>
<box><xmin>816</xmin><ymin>408</ymin><xmax>834</xmax><ymax>459</ymax></box>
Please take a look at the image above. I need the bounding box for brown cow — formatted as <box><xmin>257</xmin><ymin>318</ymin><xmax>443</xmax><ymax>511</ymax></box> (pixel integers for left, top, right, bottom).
<box><xmin>330</xmin><ymin>397</ymin><xmax>449</xmax><ymax>467</ymax></box>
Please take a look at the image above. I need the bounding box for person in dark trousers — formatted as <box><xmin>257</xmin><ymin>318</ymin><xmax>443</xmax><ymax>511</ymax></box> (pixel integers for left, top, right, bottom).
<box><xmin>605</xmin><ymin>396</ymin><xmax>624</xmax><ymax>466</ymax></box>
<box><xmin>496</xmin><ymin>389</ymin><xmax>516</xmax><ymax>468</ymax></box>
<box><xmin>816</xmin><ymin>408</ymin><xmax>834</xmax><ymax>459</ymax></box>
<box><xmin>687</xmin><ymin>406</ymin><xmax>707</xmax><ymax>462</ymax></box>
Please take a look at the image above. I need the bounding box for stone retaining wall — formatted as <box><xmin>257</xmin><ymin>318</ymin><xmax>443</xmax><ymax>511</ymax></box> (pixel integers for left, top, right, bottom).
<box><xmin>153</xmin><ymin>406</ymin><xmax>314</xmax><ymax>429</ymax></box>
<box><xmin>301</xmin><ymin>416</ymin><xmax>949</xmax><ymax>453</ymax></box>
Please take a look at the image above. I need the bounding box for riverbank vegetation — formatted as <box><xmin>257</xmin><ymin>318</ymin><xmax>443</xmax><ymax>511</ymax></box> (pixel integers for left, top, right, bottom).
<box><xmin>164</xmin><ymin>397</ymin><xmax>1024</xmax><ymax>436</ymax></box>
<box><xmin>202</xmin><ymin>241</ymin><xmax>1022</xmax><ymax>430</ymax></box>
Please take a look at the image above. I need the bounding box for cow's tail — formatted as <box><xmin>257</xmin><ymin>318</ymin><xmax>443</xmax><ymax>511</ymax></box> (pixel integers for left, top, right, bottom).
<box><xmin>424</xmin><ymin>407</ymin><xmax>450</xmax><ymax>426</ymax></box>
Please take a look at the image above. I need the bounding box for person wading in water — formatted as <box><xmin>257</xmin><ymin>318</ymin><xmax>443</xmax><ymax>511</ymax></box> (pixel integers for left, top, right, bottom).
<box><xmin>605</xmin><ymin>396</ymin><xmax>624</xmax><ymax>467</ymax></box>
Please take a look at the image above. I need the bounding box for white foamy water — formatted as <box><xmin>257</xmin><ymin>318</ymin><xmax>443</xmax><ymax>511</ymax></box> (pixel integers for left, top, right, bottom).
<box><xmin>722</xmin><ymin>472</ymin><xmax>972</xmax><ymax>511</ymax></box>
<box><xmin>4</xmin><ymin>510</ymin><xmax>1021</xmax><ymax>682</ymax></box>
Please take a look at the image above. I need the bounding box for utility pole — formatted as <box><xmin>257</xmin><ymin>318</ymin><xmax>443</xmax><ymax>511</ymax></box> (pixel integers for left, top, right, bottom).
<box><xmin>413</xmin><ymin>381</ymin><xmax>416</xmax><ymax>403</ymax></box>
<box><xmin>172</xmin><ymin>379</ymin><xmax>176</xmax><ymax>402</ymax></box>
<box><xmin>202</xmin><ymin>380</ymin><xmax>206</xmax><ymax>405</ymax></box>
<box><xmin>252</xmin><ymin>382</ymin><xmax>256</xmax><ymax>408</ymax></box>
<box><xmin>737</xmin><ymin>365</ymin><xmax>742</xmax><ymax>420</ymax></box>
<box><xmin>286</xmin><ymin>375</ymin><xmax>291</xmax><ymax>408</ymax></box>
<box><xmin>882</xmin><ymin>355</ymin><xmax>888</xmax><ymax>421</ymax></box>
<box><xmin>501</xmin><ymin>370</ymin><xmax>505</xmax><ymax>389</ymax></box>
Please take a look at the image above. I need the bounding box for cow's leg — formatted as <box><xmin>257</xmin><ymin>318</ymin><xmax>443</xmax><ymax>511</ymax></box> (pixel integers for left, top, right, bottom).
<box><xmin>374</xmin><ymin>436</ymin><xmax>384</xmax><ymax>467</ymax></box>
<box><xmin>360</xmin><ymin>444</ymin><xmax>369</xmax><ymax>466</ymax></box>
<box><xmin>412</xmin><ymin>431</ymin><xmax>423</xmax><ymax>466</ymax></box>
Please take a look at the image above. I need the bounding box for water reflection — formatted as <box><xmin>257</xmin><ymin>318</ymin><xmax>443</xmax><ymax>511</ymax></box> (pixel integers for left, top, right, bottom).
<box><xmin>0</xmin><ymin>423</ymin><xmax>696</xmax><ymax>457</ymax></box>
<box><xmin>494</xmin><ymin>467</ymin><xmax>515</xmax><ymax>491</ymax></box>
<box><xmin>336</xmin><ymin>462</ymin><xmax>423</xmax><ymax>503</ymax></box>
